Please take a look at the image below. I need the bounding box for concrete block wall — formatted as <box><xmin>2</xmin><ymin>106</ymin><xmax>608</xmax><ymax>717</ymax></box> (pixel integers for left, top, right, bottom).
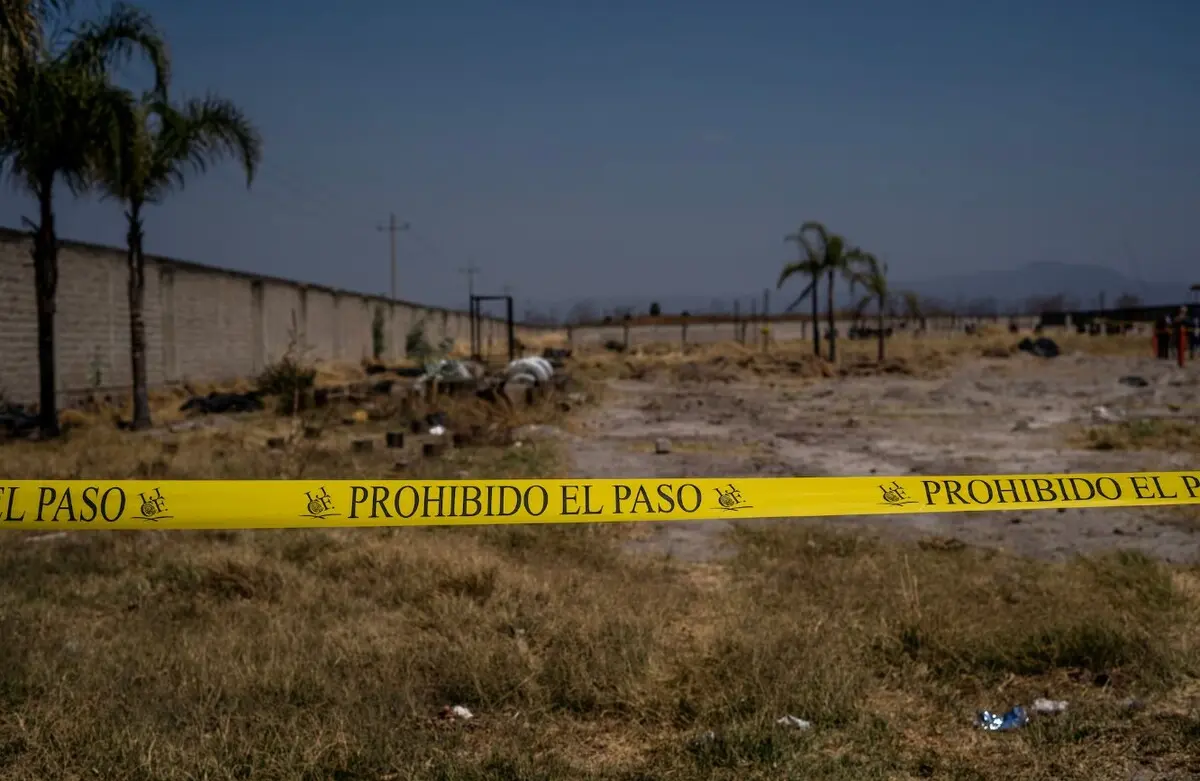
<box><xmin>0</xmin><ymin>229</ymin><xmax>549</xmax><ymax>404</ymax></box>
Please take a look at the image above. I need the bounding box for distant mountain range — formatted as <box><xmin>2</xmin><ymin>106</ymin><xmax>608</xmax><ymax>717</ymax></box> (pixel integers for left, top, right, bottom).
<box><xmin>524</xmin><ymin>262</ymin><xmax>1194</xmax><ymax>321</ymax></box>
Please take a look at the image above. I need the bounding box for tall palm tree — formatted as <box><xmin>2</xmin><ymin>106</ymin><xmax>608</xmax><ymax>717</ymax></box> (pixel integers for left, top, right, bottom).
<box><xmin>780</xmin><ymin>229</ymin><xmax>824</xmax><ymax>357</ymax></box>
<box><xmin>100</xmin><ymin>94</ymin><xmax>262</xmax><ymax>429</ymax></box>
<box><xmin>0</xmin><ymin>2</ymin><xmax>169</xmax><ymax>437</ymax></box>
<box><xmin>849</xmin><ymin>252</ymin><xmax>890</xmax><ymax>362</ymax></box>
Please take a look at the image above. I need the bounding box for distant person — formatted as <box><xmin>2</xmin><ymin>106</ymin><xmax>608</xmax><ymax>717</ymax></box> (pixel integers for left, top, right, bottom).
<box><xmin>1175</xmin><ymin>307</ymin><xmax>1188</xmax><ymax>361</ymax></box>
<box><xmin>1155</xmin><ymin>314</ymin><xmax>1170</xmax><ymax>360</ymax></box>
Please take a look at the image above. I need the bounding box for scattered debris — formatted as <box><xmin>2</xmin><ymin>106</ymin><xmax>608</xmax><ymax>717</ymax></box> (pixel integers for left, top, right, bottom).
<box><xmin>1031</xmin><ymin>698</ymin><xmax>1068</xmax><ymax>714</ymax></box>
<box><xmin>977</xmin><ymin>706</ymin><xmax>1028</xmax><ymax>731</ymax></box>
<box><xmin>438</xmin><ymin>705</ymin><xmax>474</xmax><ymax>722</ymax></box>
<box><xmin>541</xmin><ymin>347</ymin><xmax>572</xmax><ymax>367</ymax></box>
<box><xmin>24</xmin><ymin>532</ymin><xmax>68</xmax><ymax>544</ymax></box>
<box><xmin>505</xmin><ymin>356</ymin><xmax>555</xmax><ymax>385</ymax></box>
<box><xmin>386</xmin><ymin>432</ymin><xmax>405</xmax><ymax>449</ymax></box>
<box><xmin>180</xmin><ymin>391</ymin><xmax>264</xmax><ymax>415</ymax></box>
<box><xmin>1119</xmin><ymin>375</ymin><xmax>1150</xmax><ymax>387</ymax></box>
<box><xmin>654</xmin><ymin>437</ymin><xmax>672</xmax><ymax>454</ymax></box>
<box><xmin>1017</xmin><ymin>337</ymin><xmax>1060</xmax><ymax>359</ymax></box>
<box><xmin>0</xmin><ymin>402</ymin><xmax>38</xmax><ymax>438</ymax></box>
<box><xmin>776</xmin><ymin>715</ymin><xmax>812</xmax><ymax>730</ymax></box>
<box><xmin>351</xmin><ymin>439</ymin><xmax>374</xmax><ymax>452</ymax></box>
<box><xmin>1091</xmin><ymin>405</ymin><xmax>1122</xmax><ymax>424</ymax></box>
<box><xmin>423</xmin><ymin>441</ymin><xmax>447</xmax><ymax>458</ymax></box>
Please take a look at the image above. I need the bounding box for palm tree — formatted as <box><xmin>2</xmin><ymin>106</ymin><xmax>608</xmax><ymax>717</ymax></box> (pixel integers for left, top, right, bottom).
<box><xmin>0</xmin><ymin>2</ymin><xmax>169</xmax><ymax>437</ymax></box>
<box><xmin>785</xmin><ymin>221</ymin><xmax>861</xmax><ymax>362</ymax></box>
<box><xmin>849</xmin><ymin>252</ymin><xmax>890</xmax><ymax>362</ymax></box>
<box><xmin>780</xmin><ymin>230</ymin><xmax>824</xmax><ymax>357</ymax></box>
<box><xmin>99</xmin><ymin>94</ymin><xmax>262</xmax><ymax>429</ymax></box>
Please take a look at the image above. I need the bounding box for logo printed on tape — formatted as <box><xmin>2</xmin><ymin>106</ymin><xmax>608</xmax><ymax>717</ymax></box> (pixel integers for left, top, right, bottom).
<box><xmin>879</xmin><ymin>481</ymin><xmax>917</xmax><ymax>507</ymax></box>
<box><xmin>302</xmin><ymin>486</ymin><xmax>339</xmax><ymax>520</ymax></box>
<box><xmin>133</xmin><ymin>487</ymin><xmax>173</xmax><ymax>522</ymax></box>
<box><xmin>713</xmin><ymin>483</ymin><xmax>753</xmax><ymax>512</ymax></box>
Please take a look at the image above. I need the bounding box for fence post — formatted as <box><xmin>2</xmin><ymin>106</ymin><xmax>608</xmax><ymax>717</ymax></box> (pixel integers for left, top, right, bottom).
<box><xmin>761</xmin><ymin>288</ymin><xmax>770</xmax><ymax>352</ymax></box>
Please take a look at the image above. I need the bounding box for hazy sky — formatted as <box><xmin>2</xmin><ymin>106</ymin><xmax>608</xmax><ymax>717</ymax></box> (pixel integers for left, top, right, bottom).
<box><xmin>2</xmin><ymin>0</ymin><xmax>1197</xmax><ymax>310</ymax></box>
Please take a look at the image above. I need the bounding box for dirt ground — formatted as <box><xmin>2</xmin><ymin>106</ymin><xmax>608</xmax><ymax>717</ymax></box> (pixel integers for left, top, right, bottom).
<box><xmin>3</xmin><ymin>335</ymin><xmax>1200</xmax><ymax>780</ymax></box>
<box><xmin>565</xmin><ymin>347</ymin><xmax>1200</xmax><ymax>563</ymax></box>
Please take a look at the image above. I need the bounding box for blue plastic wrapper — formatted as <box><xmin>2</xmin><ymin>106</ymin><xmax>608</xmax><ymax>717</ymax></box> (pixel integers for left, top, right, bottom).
<box><xmin>976</xmin><ymin>706</ymin><xmax>1028</xmax><ymax>730</ymax></box>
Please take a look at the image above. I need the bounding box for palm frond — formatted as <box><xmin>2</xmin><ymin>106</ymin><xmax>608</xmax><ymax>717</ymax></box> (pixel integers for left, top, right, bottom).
<box><xmin>782</xmin><ymin>278</ymin><xmax>817</xmax><ymax>313</ymax></box>
<box><xmin>777</xmin><ymin>257</ymin><xmax>821</xmax><ymax>289</ymax></box>
<box><xmin>60</xmin><ymin>2</ymin><xmax>168</xmax><ymax>93</ymax></box>
<box><xmin>798</xmin><ymin>220</ymin><xmax>830</xmax><ymax>249</ymax></box>
<box><xmin>96</xmin><ymin>91</ymin><xmax>263</xmax><ymax>206</ymax></box>
<box><xmin>163</xmin><ymin>94</ymin><xmax>262</xmax><ymax>188</ymax></box>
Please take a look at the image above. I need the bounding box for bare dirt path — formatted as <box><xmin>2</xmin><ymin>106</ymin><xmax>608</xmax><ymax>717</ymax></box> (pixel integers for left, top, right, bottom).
<box><xmin>565</xmin><ymin>350</ymin><xmax>1200</xmax><ymax>563</ymax></box>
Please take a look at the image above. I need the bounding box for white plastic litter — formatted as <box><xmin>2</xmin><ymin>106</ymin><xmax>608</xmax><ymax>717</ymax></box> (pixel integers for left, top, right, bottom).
<box><xmin>1031</xmin><ymin>698</ymin><xmax>1068</xmax><ymax>714</ymax></box>
<box><xmin>776</xmin><ymin>715</ymin><xmax>812</xmax><ymax>730</ymax></box>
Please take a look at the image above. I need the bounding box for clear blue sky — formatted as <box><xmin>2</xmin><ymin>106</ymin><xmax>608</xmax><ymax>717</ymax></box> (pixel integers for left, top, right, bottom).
<box><xmin>3</xmin><ymin>0</ymin><xmax>1198</xmax><ymax>311</ymax></box>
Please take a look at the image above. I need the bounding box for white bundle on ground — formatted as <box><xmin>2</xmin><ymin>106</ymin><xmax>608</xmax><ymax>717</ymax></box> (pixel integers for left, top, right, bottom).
<box><xmin>504</xmin><ymin>356</ymin><xmax>554</xmax><ymax>385</ymax></box>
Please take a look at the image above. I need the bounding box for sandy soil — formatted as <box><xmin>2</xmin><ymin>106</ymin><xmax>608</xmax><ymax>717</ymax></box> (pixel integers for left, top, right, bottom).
<box><xmin>566</xmin><ymin>350</ymin><xmax>1200</xmax><ymax>563</ymax></box>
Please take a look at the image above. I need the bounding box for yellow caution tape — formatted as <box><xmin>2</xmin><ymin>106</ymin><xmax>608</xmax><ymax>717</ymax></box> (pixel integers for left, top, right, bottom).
<box><xmin>0</xmin><ymin>472</ymin><xmax>1196</xmax><ymax>530</ymax></box>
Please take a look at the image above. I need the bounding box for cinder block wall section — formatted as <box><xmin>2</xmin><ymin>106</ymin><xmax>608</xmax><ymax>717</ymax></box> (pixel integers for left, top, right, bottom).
<box><xmin>0</xmin><ymin>229</ymin><xmax>549</xmax><ymax>404</ymax></box>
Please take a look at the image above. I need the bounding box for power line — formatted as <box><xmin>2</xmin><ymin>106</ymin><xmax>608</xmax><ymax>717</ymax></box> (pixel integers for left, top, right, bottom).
<box><xmin>459</xmin><ymin>263</ymin><xmax>482</xmax><ymax>302</ymax></box>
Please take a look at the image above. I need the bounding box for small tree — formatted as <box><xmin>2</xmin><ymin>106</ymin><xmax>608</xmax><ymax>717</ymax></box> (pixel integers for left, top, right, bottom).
<box><xmin>649</xmin><ymin>301</ymin><xmax>661</xmax><ymax>317</ymax></box>
<box><xmin>405</xmin><ymin>319</ymin><xmax>432</xmax><ymax>362</ymax></box>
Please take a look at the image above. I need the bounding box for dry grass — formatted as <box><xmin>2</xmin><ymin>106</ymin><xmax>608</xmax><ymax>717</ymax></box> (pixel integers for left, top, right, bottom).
<box><xmin>1076</xmin><ymin>418</ymin><xmax>1200</xmax><ymax>454</ymax></box>
<box><xmin>564</xmin><ymin>329</ymin><xmax>1153</xmax><ymax>385</ymax></box>
<box><xmin>2</xmin><ymin>341</ymin><xmax>1199</xmax><ymax>779</ymax></box>
<box><xmin>0</xmin><ymin>519</ymin><xmax>1198</xmax><ymax>780</ymax></box>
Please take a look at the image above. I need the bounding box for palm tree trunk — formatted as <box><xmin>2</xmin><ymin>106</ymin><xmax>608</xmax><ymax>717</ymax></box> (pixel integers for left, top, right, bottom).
<box><xmin>126</xmin><ymin>201</ymin><xmax>151</xmax><ymax>430</ymax></box>
<box><xmin>877</xmin><ymin>297</ymin><xmax>885</xmax><ymax>362</ymax></box>
<box><xmin>826</xmin><ymin>268</ymin><xmax>837</xmax><ymax>362</ymax></box>
<box><xmin>810</xmin><ymin>273</ymin><xmax>820</xmax><ymax>357</ymax></box>
<box><xmin>33</xmin><ymin>180</ymin><xmax>60</xmax><ymax>438</ymax></box>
